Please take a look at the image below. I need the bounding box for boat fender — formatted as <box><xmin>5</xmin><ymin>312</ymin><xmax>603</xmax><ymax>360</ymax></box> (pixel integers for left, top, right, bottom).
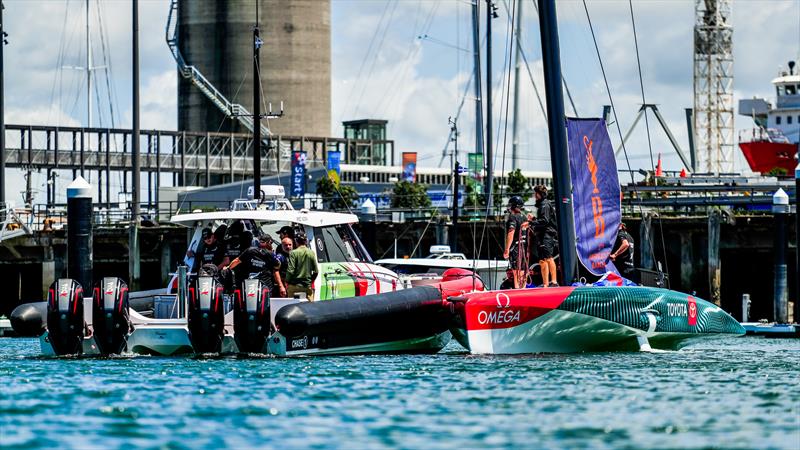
<box><xmin>46</xmin><ymin>279</ymin><xmax>85</xmax><ymax>356</ymax></box>
<box><xmin>187</xmin><ymin>276</ymin><xmax>225</xmax><ymax>353</ymax></box>
<box><xmin>233</xmin><ymin>278</ymin><xmax>271</xmax><ymax>353</ymax></box>
<box><xmin>9</xmin><ymin>302</ymin><xmax>47</xmax><ymax>337</ymax></box>
<box><xmin>91</xmin><ymin>277</ymin><xmax>131</xmax><ymax>355</ymax></box>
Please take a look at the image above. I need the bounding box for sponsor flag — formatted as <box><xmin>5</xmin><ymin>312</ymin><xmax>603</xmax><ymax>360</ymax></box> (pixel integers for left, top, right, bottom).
<box><xmin>566</xmin><ymin>118</ymin><xmax>621</xmax><ymax>275</ymax></box>
<box><xmin>402</xmin><ymin>152</ymin><xmax>417</xmax><ymax>182</ymax></box>
<box><xmin>291</xmin><ymin>151</ymin><xmax>307</xmax><ymax>198</ymax></box>
<box><xmin>326</xmin><ymin>150</ymin><xmax>342</xmax><ymax>184</ymax></box>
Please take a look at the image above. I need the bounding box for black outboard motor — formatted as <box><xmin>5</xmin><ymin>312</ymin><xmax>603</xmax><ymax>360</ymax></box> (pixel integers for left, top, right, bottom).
<box><xmin>91</xmin><ymin>277</ymin><xmax>131</xmax><ymax>355</ymax></box>
<box><xmin>188</xmin><ymin>276</ymin><xmax>225</xmax><ymax>353</ymax></box>
<box><xmin>233</xmin><ymin>279</ymin><xmax>271</xmax><ymax>353</ymax></box>
<box><xmin>46</xmin><ymin>279</ymin><xmax>85</xmax><ymax>356</ymax></box>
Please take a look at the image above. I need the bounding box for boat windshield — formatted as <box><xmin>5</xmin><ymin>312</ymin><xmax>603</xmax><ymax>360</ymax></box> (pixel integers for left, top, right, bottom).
<box><xmin>312</xmin><ymin>224</ymin><xmax>372</xmax><ymax>264</ymax></box>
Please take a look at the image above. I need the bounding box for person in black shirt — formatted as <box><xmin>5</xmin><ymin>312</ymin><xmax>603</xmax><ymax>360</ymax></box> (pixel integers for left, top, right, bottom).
<box><xmin>532</xmin><ymin>185</ymin><xmax>558</xmax><ymax>287</ymax></box>
<box><xmin>190</xmin><ymin>228</ymin><xmax>227</xmax><ymax>273</ymax></box>
<box><xmin>226</xmin><ymin>234</ymin><xmax>285</xmax><ymax>297</ymax></box>
<box><xmin>610</xmin><ymin>222</ymin><xmax>637</xmax><ymax>282</ymax></box>
<box><xmin>503</xmin><ymin>196</ymin><xmax>528</xmax><ymax>288</ymax></box>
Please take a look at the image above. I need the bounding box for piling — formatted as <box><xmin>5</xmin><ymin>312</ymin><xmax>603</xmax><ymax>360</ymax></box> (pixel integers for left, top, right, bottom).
<box><xmin>772</xmin><ymin>188</ymin><xmax>789</xmax><ymax>323</ymax></box>
<box><xmin>66</xmin><ymin>176</ymin><xmax>93</xmax><ymax>291</ymax></box>
<box><xmin>741</xmin><ymin>293</ymin><xmax>751</xmax><ymax>322</ymax></box>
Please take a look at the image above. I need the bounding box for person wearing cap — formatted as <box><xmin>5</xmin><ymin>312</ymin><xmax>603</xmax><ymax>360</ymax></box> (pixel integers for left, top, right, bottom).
<box><xmin>286</xmin><ymin>232</ymin><xmax>318</xmax><ymax>300</ymax></box>
<box><xmin>610</xmin><ymin>222</ymin><xmax>637</xmax><ymax>282</ymax></box>
<box><xmin>278</xmin><ymin>225</ymin><xmax>296</xmax><ymax>242</ymax></box>
<box><xmin>225</xmin><ymin>234</ymin><xmax>285</xmax><ymax>297</ymax></box>
<box><xmin>531</xmin><ymin>185</ymin><xmax>558</xmax><ymax>287</ymax></box>
<box><xmin>503</xmin><ymin>195</ymin><xmax>528</xmax><ymax>288</ymax></box>
<box><xmin>189</xmin><ymin>227</ymin><xmax>227</xmax><ymax>272</ymax></box>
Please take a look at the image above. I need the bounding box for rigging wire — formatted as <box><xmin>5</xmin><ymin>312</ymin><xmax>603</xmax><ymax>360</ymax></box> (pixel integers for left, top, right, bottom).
<box><xmin>627</xmin><ymin>0</ymin><xmax>669</xmax><ymax>276</ymax></box>
<box><xmin>581</xmin><ymin>0</ymin><xmax>666</xmax><ymax>276</ymax></box>
<box><xmin>528</xmin><ymin>0</ymin><xmax>578</xmax><ymax>116</ymax></box>
<box><xmin>352</xmin><ymin>0</ymin><xmax>400</xmax><ymax>118</ymax></box>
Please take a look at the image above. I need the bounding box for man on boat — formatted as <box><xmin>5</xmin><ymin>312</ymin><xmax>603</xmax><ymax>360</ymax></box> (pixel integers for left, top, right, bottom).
<box><xmin>190</xmin><ymin>228</ymin><xmax>227</xmax><ymax>272</ymax></box>
<box><xmin>502</xmin><ymin>196</ymin><xmax>528</xmax><ymax>288</ymax></box>
<box><xmin>610</xmin><ymin>222</ymin><xmax>637</xmax><ymax>283</ymax></box>
<box><xmin>226</xmin><ymin>234</ymin><xmax>286</xmax><ymax>297</ymax></box>
<box><xmin>286</xmin><ymin>232</ymin><xmax>318</xmax><ymax>300</ymax></box>
<box><xmin>275</xmin><ymin>237</ymin><xmax>294</xmax><ymax>293</ymax></box>
<box><xmin>531</xmin><ymin>185</ymin><xmax>558</xmax><ymax>287</ymax></box>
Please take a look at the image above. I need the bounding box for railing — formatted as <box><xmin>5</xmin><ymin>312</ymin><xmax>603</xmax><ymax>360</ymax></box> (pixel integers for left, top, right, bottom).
<box><xmin>738</xmin><ymin>127</ymin><xmax>791</xmax><ymax>144</ymax></box>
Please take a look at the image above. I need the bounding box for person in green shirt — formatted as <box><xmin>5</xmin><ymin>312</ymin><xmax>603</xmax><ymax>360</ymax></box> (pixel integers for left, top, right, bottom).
<box><xmin>286</xmin><ymin>232</ymin><xmax>318</xmax><ymax>300</ymax></box>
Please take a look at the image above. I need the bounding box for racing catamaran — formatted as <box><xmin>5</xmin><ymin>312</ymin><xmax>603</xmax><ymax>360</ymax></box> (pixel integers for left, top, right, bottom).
<box><xmin>444</xmin><ymin>0</ymin><xmax>744</xmax><ymax>354</ymax></box>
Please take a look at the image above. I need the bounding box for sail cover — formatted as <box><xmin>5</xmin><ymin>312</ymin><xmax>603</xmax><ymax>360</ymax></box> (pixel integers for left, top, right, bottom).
<box><xmin>566</xmin><ymin>118</ymin><xmax>621</xmax><ymax>275</ymax></box>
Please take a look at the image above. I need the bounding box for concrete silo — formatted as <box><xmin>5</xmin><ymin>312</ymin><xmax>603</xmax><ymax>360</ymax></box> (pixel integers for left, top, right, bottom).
<box><xmin>177</xmin><ymin>0</ymin><xmax>331</xmax><ymax>137</ymax></box>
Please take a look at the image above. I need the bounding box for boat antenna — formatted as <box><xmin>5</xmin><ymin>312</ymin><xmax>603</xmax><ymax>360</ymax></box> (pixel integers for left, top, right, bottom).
<box><xmin>537</xmin><ymin>0</ymin><xmax>577</xmax><ymax>283</ymax></box>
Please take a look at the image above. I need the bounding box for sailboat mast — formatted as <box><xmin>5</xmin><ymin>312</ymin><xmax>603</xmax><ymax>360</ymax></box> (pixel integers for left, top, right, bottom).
<box><xmin>86</xmin><ymin>0</ymin><xmax>91</xmax><ymax>128</ymax></box>
<box><xmin>253</xmin><ymin>1</ymin><xmax>261</xmax><ymax>201</ymax></box>
<box><xmin>537</xmin><ymin>0</ymin><xmax>576</xmax><ymax>283</ymax></box>
<box><xmin>511</xmin><ymin>0</ymin><xmax>522</xmax><ymax>170</ymax></box>
<box><xmin>485</xmin><ymin>0</ymin><xmax>495</xmax><ymax>213</ymax></box>
<box><xmin>471</xmin><ymin>1</ymin><xmax>484</xmax><ymax>177</ymax></box>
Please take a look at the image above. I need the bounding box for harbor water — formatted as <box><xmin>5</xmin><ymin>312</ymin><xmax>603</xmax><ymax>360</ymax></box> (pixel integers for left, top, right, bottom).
<box><xmin>1</xmin><ymin>337</ymin><xmax>798</xmax><ymax>449</ymax></box>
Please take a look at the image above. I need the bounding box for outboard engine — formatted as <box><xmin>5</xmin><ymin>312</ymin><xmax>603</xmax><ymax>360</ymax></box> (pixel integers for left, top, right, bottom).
<box><xmin>188</xmin><ymin>276</ymin><xmax>225</xmax><ymax>353</ymax></box>
<box><xmin>46</xmin><ymin>279</ymin><xmax>85</xmax><ymax>356</ymax></box>
<box><xmin>233</xmin><ymin>279</ymin><xmax>271</xmax><ymax>353</ymax></box>
<box><xmin>91</xmin><ymin>277</ymin><xmax>130</xmax><ymax>355</ymax></box>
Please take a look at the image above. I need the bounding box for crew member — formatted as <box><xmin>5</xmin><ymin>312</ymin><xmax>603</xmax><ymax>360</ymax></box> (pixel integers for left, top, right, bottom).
<box><xmin>226</xmin><ymin>234</ymin><xmax>286</xmax><ymax>297</ymax></box>
<box><xmin>610</xmin><ymin>222</ymin><xmax>637</xmax><ymax>282</ymax></box>
<box><xmin>275</xmin><ymin>237</ymin><xmax>294</xmax><ymax>288</ymax></box>
<box><xmin>286</xmin><ymin>232</ymin><xmax>318</xmax><ymax>300</ymax></box>
<box><xmin>502</xmin><ymin>196</ymin><xmax>528</xmax><ymax>288</ymax></box>
<box><xmin>532</xmin><ymin>185</ymin><xmax>558</xmax><ymax>287</ymax></box>
<box><xmin>278</xmin><ymin>225</ymin><xmax>296</xmax><ymax>243</ymax></box>
<box><xmin>189</xmin><ymin>228</ymin><xmax>226</xmax><ymax>272</ymax></box>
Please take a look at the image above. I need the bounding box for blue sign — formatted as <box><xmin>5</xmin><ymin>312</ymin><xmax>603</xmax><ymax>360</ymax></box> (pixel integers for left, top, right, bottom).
<box><xmin>428</xmin><ymin>189</ymin><xmax>464</xmax><ymax>209</ymax></box>
<box><xmin>566</xmin><ymin>118</ymin><xmax>621</xmax><ymax>275</ymax></box>
<box><xmin>327</xmin><ymin>150</ymin><xmax>341</xmax><ymax>176</ymax></box>
<box><xmin>291</xmin><ymin>151</ymin><xmax>307</xmax><ymax>198</ymax></box>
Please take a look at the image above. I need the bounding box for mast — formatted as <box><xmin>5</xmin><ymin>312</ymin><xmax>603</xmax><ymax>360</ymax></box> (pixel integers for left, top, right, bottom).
<box><xmin>485</xmin><ymin>0</ymin><xmax>496</xmax><ymax>213</ymax></box>
<box><xmin>131</xmin><ymin>0</ymin><xmax>140</xmax><ymax>223</ymax></box>
<box><xmin>86</xmin><ymin>0</ymin><xmax>91</xmax><ymax>128</ymax></box>
<box><xmin>253</xmin><ymin>1</ymin><xmax>261</xmax><ymax>201</ymax></box>
<box><xmin>471</xmin><ymin>1</ymin><xmax>484</xmax><ymax>178</ymax></box>
<box><xmin>511</xmin><ymin>0</ymin><xmax>522</xmax><ymax>170</ymax></box>
<box><xmin>537</xmin><ymin>0</ymin><xmax>577</xmax><ymax>283</ymax></box>
<box><xmin>0</xmin><ymin>1</ymin><xmax>5</xmax><ymax>204</ymax></box>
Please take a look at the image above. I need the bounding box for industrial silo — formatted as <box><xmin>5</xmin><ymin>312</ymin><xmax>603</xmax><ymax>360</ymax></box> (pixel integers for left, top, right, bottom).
<box><xmin>177</xmin><ymin>0</ymin><xmax>331</xmax><ymax>137</ymax></box>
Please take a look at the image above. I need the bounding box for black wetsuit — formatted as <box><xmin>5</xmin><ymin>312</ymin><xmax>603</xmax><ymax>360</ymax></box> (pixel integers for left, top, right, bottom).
<box><xmin>505</xmin><ymin>212</ymin><xmax>526</xmax><ymax>270</ymax></box>
<box><xmin>193</xmin><ymin>239</ymin><xmax>226</xmax><ymax>274</ymax></box>
<box><xmin>613</xmin><ymin>230</ymin><xmax>636</xmax><ymax>280</ymax></box>
<box><xmin>532</xmin><ymin>198</ymin><xmax>558</xmax><ymax>259</ymax></box>
<box><xmin>232</xmin><ymin>248</ymin><xmax>281</xmax><ymax>292</ymax></box>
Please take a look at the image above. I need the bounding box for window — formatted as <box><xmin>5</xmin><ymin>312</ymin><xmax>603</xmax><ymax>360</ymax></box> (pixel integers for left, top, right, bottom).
<box><xmin>776</xmin><ymin>116</ymin><xmax>782</xmax><ymax>125</ymax></box>
<box><xmin>313</xmin><ymin>224</ymin><xmax>370</xmax><ymax>263</ymax></box>
<box><xmin>786</xmin><ymin>84</ymin><xmax>797</xmax><ymax>95</ymax></box>
<box><xmin>789</xmin><ymin>116</ymin><xmax>794</xmax><ymax>125</ymax></box>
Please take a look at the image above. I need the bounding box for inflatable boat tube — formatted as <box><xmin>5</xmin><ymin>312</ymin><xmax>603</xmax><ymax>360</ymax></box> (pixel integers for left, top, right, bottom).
<box><xmin>275</xmin><ymin>286</ymin><xmax>448</xmax><ymax>350</ymax></box>
<box><xmin>10</xmin><ymin>302</ymin><xmax>47</xmax><ymax>337</ymax></box>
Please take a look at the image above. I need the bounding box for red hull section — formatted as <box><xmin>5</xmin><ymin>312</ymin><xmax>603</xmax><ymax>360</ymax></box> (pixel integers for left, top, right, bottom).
<box><xmin>738</xmin><ymin>141</ymin><xmax>798</xmax><ymax>175</ymax></box>
<box><xmin>457</xmin><ymin>287</ymin><xmax>574</xmax><ymax>331</ymax></box>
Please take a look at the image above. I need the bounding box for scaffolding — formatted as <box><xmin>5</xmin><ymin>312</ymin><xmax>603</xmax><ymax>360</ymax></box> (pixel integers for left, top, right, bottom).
<box><xmin>693</xmin><ymin>0</ymin><xmax>734</xmax><ymax>174</ymax></box>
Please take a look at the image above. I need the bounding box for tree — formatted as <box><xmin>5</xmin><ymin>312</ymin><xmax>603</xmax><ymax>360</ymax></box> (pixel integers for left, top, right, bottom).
<box><xmin>506</xmin><ymin>168</ymin><xmax>532</xmax><ymax>202</ymax></box>
<box><xmin>391</xmin><ymin>180</ymin><xmax>431</xmax><ymax>209</ymax></box>
<box><xmin>315</xmin><ymin>175</ymin><xmax>359</xmax><ymax>210</ymax></box>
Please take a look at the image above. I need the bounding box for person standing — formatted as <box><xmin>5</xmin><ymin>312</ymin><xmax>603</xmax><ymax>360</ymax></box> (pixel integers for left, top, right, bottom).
<box><xmin>286</xmin><ymin>232</ymin><xmax>318</xmax><ymax>300</ymax></box>
<box><xmin>610</xmin><ymin>222</ymin><xmax>637</xmax><ymax>282</ymax></box>
<box><xmin>502</xmin><ymin>196</ymin><xmax>528</xmax><ymax>288</ymax></box>
<box><xmin>189</xmin><ymin>228</ymin><xmax>227</xmax><ymax>273</ymax></box>
<box><xmin>226</xmin><ymin>234</ymin><xmax>286</xmax><ymax>297</ymax></box>
<box><xmin>532</xmin><ymin>185</ymin><xmax>558</xmax><ymax>287</ymax></box>
<box><xmin>275</xmin><ymin>237</ymin><xmax>293</xmax><ymax>288</ymax></box>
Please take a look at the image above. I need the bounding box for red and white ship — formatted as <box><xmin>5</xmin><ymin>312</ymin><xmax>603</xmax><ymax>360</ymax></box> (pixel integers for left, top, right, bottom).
<box><xmin>738</xmin><ymin>60</ymin><xmax>800</xmax><ymax>176</ymax></box>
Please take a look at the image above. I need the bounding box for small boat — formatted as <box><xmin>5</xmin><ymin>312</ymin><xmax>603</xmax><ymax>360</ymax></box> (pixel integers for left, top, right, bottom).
<box><xmin>14</xmin><ymin>187</ymin><xmax>485</xmax><ymax>357</ymax></box>
<box><xmin>376</xmin><ymin>245</ymin><xmax>508</xmax><ymax>289</ymax></box>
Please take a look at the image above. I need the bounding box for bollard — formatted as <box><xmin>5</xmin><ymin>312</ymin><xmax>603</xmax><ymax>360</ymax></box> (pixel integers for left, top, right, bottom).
<box><xmin>66</xmin><ymin>176</ymin><xmax>93</xmax><ymax>293</ymax></box>
<box><xmin>741</xmin><ymin>293</ymin><xmax>751</xmax><ymax>323</ymax></box>
<box><xmin>772</xmin><ymin>189</ymin><xmax>789</xmax><ymax>324</ymax></box>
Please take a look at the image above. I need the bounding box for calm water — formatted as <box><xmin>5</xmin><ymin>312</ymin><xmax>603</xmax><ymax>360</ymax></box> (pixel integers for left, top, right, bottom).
<box><xmin>0</xmin><ymin>337</ymin><xmax>798</xmax><ymax>449</ymax></box>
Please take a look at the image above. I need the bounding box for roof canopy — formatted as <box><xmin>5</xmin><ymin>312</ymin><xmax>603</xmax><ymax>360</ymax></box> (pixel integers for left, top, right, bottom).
<box><xmin>170</xmin><ymin>209</ymin><xmax>358</xmax><ymax>228</ymax></box>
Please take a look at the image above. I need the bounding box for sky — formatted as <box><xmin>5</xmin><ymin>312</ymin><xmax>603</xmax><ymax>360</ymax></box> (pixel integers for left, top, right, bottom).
<box><xmin>1</xmin><ymin>0</ymin><xmax>799</xmax><ymax>205</ymax></box>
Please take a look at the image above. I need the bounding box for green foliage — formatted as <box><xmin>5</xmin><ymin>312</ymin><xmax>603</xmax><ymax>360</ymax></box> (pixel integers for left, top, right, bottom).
<box><xmin>391</xmin><ymin>180</ymin><xmax>432</xmax><ymax>209</ymax></box>
<box><xmin>506</xmin><ymin>168</ymin><xmax>532</xmax><ymax>202</ymax></box>
<box><xmin>315</xmin><ymin>175</ymin><xmax>359</xmax><ymax>210</ymax></box>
